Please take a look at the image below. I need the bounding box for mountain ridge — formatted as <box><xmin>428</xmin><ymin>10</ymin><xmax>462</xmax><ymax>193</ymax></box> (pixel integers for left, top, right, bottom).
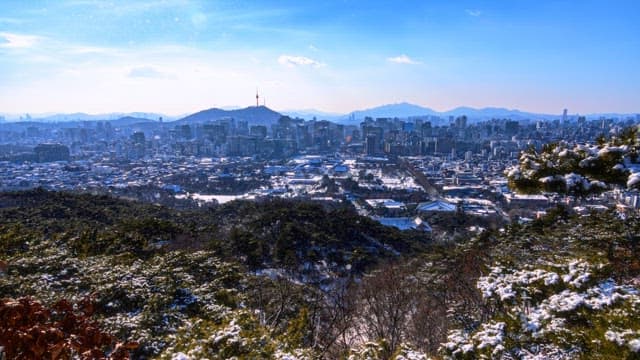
<box><xmin>342</xmin><ymin>103</ymin><xmax>561</xmax><ymax>123</ymax></box>
<box><xmin>2</xmin><ymin>103</ymin><xmax>637</xmax><ymax>124</ymax></box>
<box><xmin>283</xmin><ymin>102</ymin><xmax>639</xmax><ymax>124</ymax></box>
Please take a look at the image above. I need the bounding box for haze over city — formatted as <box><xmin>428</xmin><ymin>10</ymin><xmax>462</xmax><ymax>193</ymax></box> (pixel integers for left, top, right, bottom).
<box><xmin>1</xmin><ymin>0</ymin><xmax>638</xmax><ymax>116</ymax></box>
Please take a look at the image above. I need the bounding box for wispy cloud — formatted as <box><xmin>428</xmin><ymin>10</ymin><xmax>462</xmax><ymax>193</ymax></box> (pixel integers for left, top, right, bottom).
<box><xmin>65</xmin><ymin>45</ymin><xmax>120</xmax><ymax>56</ymax></box>
<box><xmin>127</xmin><ymin>66</ymin><xmax>171</xmax><ymax>79</ymax></box>
<box><xmin>466</xmin><ymin>9</ymin><xmax>482</xmax><ymax>17</ymax></box>
<box><xmin>278</xmin><ymin>55</ymin><xmax>325</xmax><ymax>68</ymax></box>
<box><xmin>63</xmin><ymin>0</ymin><xmax>190</xmax><ymax>14</ymax></box>
<box><xmin>387</xmin><ymin>54</ymin><xmax>421</xmax><ymax>65</ymax></box>
<box><xmin>308</xmin><ymin>44</ymin><xmax>318</xmax><ymax>52</ymax></box>
<box><xmin>0</xmin><ymin>32</ymin><xmax>42</xmax><ymax>49</ymax></box>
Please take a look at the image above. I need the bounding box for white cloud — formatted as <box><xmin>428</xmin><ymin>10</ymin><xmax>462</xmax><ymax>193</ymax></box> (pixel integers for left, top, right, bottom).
<box><xmin>466</xmin><ymin>9</ymin><xmax>482</xmax><ymax>17</ymax></box>
<box><xmin>0</xmin><ymin>32</ymin><xmax>42</xmax><ymax>48</ymax></box>
<box><xmin>387</xmin><ymin>54</ymin><xmax>421</xmax><ymax>65</ymax></box>
<box><xmin>63</xmin><ymin>0</ymin><xmax>190</xmax><ymax>14</ymax></box>
<box><xmin>127</xmin><ymin>66</ymin><xmax>171</xmax><ymax>79</ymax></box>
<box><xmin>278</xmin><ymin>54</ymin><xmax>325</xmax><ymax>68</ymax></box>
<box><xmin>65</xmin><ymin>45</ymin><xmax>119</xmax><ymax>55</ymax></box>
<box><xmin>308</xmin><ymin>44</ymin><xmax>318</xmax><ymax>52</ymax></box>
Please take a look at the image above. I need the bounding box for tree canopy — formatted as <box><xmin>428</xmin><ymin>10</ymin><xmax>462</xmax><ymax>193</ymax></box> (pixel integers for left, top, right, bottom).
<box><xmin>506</xmin><ymin>126</ymin><xmax>640</xmax><ymax>195</ymax></box>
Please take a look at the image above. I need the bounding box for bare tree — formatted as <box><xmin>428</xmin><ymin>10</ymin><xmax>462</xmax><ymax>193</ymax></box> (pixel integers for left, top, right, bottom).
<box><xmin>312</xmin><ymin>278</ymin><xmax>359</xmax><ymax>358</ymax></box>
<box><xmin>354</xmin><ymin>262</ymin><xmax>422</xmax><ymax>359</ymax></box>
<box><xmin>406</xmin><ymin>295</ymin><xmax>448</xmax><ymax>354</ymax></box>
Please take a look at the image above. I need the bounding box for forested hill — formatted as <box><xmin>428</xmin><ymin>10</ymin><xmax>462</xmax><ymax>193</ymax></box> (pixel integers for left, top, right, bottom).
<box><xmin>0</xmin><ymin>189</ymin><xmax>426</xmax><ymax>273</ymax></box>
<box><xmin>2</xmin><ymin>190</ymin><xmax>640</xmax><ymax>359</ymax></box>
<box><xmin>0</xmin><ymin>190</ymin><xmax>430</xmax><ymax>358</ymax></box>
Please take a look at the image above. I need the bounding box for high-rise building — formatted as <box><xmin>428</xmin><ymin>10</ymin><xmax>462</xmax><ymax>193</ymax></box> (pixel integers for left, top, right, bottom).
<box><xmin>34</xmin><ymin>143</ymin><xmax>70</xmax><ymax>162</ymax></box>
<box><xmin>455</xmin><ymin>116</ymin><xmax>467</xmax><ymax>128</ymax></box>
<box><xmin>130</xmin><ymin>132</ymin><xmax>146</xmax><ymax>159</ymax></box>
<box><xmin>362</xmin><ymin>125</ymin><xmax>383</xmax><ymax>155</ymax></box>
<box><xmin>131</xmin><ymin>131</ymin><xmax>145</xmax><ymax>145</ymax></box>
<box><xmin>505</xmin><ymin>120</ymin><xmax>519</xmax><ymax>136</ymax></box>
<box><xmin>365</xmin><ymin>134</ymin><xmax>379</xmax><ymax>156</ymax></box>
<box><xmin>178</xmin><ymin>125</ymin><xmax>192</xmax><ymax>140</ymax></box>
<box><xmin>250</xmin><ymin>125</ymin><xmax>267</xmax><ymax>139</ymax></box>
<box><xmin>465</xmin><ymin>151</ymin><xmax>473</xmax><ymax>162</ymax></box>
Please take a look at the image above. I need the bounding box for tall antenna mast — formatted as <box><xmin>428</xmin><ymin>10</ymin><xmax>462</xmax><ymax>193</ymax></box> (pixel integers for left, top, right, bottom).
<box><xmin>256</xmin><ymin>88</ymin><xmax>259</xmax><ymax>107</ymax></box>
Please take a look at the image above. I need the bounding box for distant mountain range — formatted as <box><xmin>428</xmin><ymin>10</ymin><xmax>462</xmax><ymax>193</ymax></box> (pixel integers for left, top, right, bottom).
<box><xmin>349</xmin><ymin>102</ymin><xmax>440</xmax><ymax>120</ymax></box>
<box><xmin>280</xmin><ymin>109</ymin><xmax>345</xmax><ymax>122</ymax></box>
<box><xmin>2</xmin><ymin>103</ymin><xmax>637</xmax><ymax>126</ymax></box>
<box><xmin>0</xmin><ymin>112</ymin><xmax>179</xmax><ymax>123</ymax></box>
<box><xmin>285</xmin><ymin>103</ymin><xmax>562</xmax><ymax>124</ymax></box>
<box><xmin>284</xmin><ymin>102</ymin><xmax>638</xmax><ymax>124</ymax></box>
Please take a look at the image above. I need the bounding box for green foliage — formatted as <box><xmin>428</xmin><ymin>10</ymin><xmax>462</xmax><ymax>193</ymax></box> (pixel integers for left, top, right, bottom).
<box><xmin>348</xmin><ymin>340</ymin><xmax>389</xmax><ymax>360</ymax></box>
<box><xmin>508</xmin><ymin>176</ymin><xmax>540</xmax><ymax>194</ymax></box>
<box><xmin>506</xmin><ymin>127</ymin><xmax>640</xmax><ymax>195</ymax></box>
<box><xmin>529</xmin><ymin>205</ymin><xmax>570</xmax><ymax>233</ymax></box>
<box><xmin>161</xmin><ymin>312</ymin><xmax>273</xmax><ymax>359</ymax></box>
<box><xmin>443</xmin><ymin>209</ymin><xmax>640</xmax><ymax>359</ymax></box>
<box><xmin>0</xmin><ymin>224</ymin><xmax>30</xmax><ymax>256</ymax></box>
<box><xmin>0</xmin><ymin>191</ymin><xmax>431</xmax><ymax>357</ymax></box>
<box><xmin>1</xmin><ymin>190</ymin><xmax>425</xmax><ymax>274</ymax></box>
<box><xmin>161</xmin><ymin>309</ymin><xmax>316</xmax><ymax>359</ymax></box>
<box><xmin>279</xmin><ymin>307</ymin><xmax>311</xmax><ymax>350</ymax></box>
<box><xmin>214</xmin><ymin>289</ymin><xmax>239</xmax><ymax>309</ymax></box>
<box><xmin>5</xmin><ymin>190</ymin><xmax>640</xmax><ymax>359</ymax></box>
<box><xmin>209</xmin><ymin>198</ymin><xmax>428</xmax><ymax>273</ymax></box>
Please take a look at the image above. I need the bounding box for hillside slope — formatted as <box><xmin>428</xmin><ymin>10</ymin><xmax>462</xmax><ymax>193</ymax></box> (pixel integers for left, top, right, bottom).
<box><xmin>175</xmin><ymin>105</ymin><xmax>282</xmax><ymax>126</ymax></box>
<box><xmin>1</xmin><ymin>191</ymin><xmax>640</xmax><ymax>359</ymax></box>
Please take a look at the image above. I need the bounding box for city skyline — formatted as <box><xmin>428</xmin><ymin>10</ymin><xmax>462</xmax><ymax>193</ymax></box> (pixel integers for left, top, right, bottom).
<box><xmin>0</xmin><ymin>0</ymin><xmax>639</xmax><ymax>115</ymax></box>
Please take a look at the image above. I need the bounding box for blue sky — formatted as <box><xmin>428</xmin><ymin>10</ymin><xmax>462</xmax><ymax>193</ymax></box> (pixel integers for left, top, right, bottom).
<box><xmin>0</xmin><ymin>0</ymin><xmax>638</xmax><ymax>115</ymax></box>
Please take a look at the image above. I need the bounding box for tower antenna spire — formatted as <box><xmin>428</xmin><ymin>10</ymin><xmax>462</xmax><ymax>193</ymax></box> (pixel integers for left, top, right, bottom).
<box><xmin>256</xmin><ymin>88</ymin><xmax>259</xmax><ymax>107</ymax></box>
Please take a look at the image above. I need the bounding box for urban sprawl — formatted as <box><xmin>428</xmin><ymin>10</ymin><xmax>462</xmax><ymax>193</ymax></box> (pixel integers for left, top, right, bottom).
<box><xmin>1</xmin><ymin>108</ymin><xmax>639</xmax><ymax>237</ymax></box>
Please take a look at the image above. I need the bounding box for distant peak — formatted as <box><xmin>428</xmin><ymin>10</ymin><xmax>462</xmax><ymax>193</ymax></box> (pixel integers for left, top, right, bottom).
<box><xmin>176</xmin><ymin>105</ymin><xmax>282</xmax><ymax>125</ymax></box>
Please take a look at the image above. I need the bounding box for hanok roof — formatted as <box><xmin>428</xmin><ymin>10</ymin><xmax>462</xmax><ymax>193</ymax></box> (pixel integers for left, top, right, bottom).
<box><xmin>376</xmin><ymin>216</ymin><xmax>432</xmax><ymax>232</ymax></box>
<box><xmin>417</xmin><ymin>200</ymin><xmax>456</xmax><ymax>212</ymax></box>
<box><xmin>366</xmin><ymin>199</ymin><xmax>406</xmax><ymax>209</ymax></box>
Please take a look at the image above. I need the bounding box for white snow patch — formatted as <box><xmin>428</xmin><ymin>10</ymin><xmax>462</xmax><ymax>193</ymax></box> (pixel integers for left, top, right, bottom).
<box><xmin>474</xmin><ymin>322</ymin><xmax>505</xmax><ymax>349</ymax></box>
<box><xmin>629</xmin><ymin>339</ymin><xmax>640</xmax><ymax>352</ymax></box>
<box><xmin>171</xmin><ymin>353</ymin><xmax>191</xmax><ymax>360</ymax></box>
<box><xmin>547</xmin><ymin>290</ymin><xmax>584</xmax><ymax>312</ymax></box>
<box><xmin>628</xmin><ymin>172</ymin><xmax>640</xmax><ymax>188</ymax></box>
<box><xmin>477</xmin><ymin>266</ymin><xmax>560</xmax><ymax>301</ymax></box>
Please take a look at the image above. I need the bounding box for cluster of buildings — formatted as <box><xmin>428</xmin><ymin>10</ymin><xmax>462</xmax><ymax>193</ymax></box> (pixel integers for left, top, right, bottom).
<box><xmin>1</xmin><ymin>109</ymin><xmax>639</xmax><ymax>236</ymax></box>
